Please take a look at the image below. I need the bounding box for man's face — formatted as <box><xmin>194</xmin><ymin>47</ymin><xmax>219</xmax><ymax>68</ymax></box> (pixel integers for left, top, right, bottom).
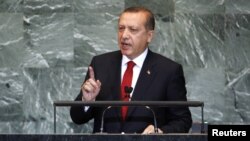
<box><xmin>118</xmin><ymin>12</ymin><xmax>154</xmax><ymax>59</ymax></box>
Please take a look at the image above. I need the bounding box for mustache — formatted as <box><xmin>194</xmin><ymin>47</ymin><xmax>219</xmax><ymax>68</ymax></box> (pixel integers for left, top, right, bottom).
<box><xmin>121</xmin><ymin>41</ymin><xmax>131</xmax><ymax>46</ymax></box>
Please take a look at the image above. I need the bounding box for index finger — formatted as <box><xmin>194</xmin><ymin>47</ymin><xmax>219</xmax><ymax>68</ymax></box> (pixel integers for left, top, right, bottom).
<box><xmin>88</xmin><ymin>66</ymin><xmax>95</xmax><ymax>80</ymax></box>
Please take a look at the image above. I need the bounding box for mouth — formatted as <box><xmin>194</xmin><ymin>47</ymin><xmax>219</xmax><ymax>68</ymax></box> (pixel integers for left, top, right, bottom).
<box><xmin>121</xmin><ymin>42</ymin><xmax>131</xmax><ymax>49</ymax></box>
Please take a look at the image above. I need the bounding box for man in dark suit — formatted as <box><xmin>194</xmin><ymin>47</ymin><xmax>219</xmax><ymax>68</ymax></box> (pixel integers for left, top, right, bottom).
<box><xmin>70</xmin><ymin>6</ymin><xmax>192</xmax><ymax>134</ymax></box>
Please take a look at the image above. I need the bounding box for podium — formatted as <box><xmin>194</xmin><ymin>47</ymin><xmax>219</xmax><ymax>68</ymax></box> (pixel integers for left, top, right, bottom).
<box><xmin>0</xmin><ymin>134</ymin><xmax>208</xmax><ymax>141</ymax></box>
<box><xmin>53</xmin><ymin>101</ymin><xmax>205</xmax><ymax>133</ymax></box>
<box><xmin>0</xmin><ymin>101</ymin><xmax>207</xmax><ymax>141</ymax></box>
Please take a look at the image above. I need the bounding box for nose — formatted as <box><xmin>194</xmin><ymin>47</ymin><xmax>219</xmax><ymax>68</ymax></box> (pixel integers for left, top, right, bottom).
<box><xmin>121</xmin><ymin>29</ymin><xmax>129</xmax><ymax>40</ymax></box>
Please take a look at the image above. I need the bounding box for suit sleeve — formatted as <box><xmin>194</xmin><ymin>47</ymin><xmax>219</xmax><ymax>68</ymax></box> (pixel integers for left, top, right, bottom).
<box><xmin>70</xmin><ymin>90</ymin><xmax>95</xmax><ymax>124</ymax></box>
<box><xmin>161</xmin><ymin>64</ymin><xmax>192</xmax><ymax>133</ymax></box>
<box><xmin>70</xmin><ymin>58</ymin><xmax>96</xmax><ymax>124</ymax></box>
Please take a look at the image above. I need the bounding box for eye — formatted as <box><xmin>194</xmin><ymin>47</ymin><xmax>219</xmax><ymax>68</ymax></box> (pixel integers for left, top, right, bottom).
<box><xmin>130</xmin><ymin>28</ymin><xmax>138</xmax><ymax>33</ymax></box>
<box><xmin>118</xmin><ymin>26</ymin><xmax>125</xmax><ymax>32</ymax></box>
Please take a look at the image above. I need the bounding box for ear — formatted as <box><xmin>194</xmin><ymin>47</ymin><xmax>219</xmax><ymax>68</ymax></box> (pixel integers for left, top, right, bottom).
<box><xmin>147</xmin><ymin>30</ymin><xmax>154</xmax><ymax>43</ymax></box>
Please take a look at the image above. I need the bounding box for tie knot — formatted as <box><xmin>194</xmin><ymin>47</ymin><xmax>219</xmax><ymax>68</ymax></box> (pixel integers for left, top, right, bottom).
<box><xmin>127</xmin><ymin>61</ymin><xmax>135</xmax><ymax>69</ymax></box>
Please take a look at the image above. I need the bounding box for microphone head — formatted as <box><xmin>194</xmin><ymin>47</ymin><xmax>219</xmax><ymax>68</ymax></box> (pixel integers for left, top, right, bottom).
<box><xmin>124</xmin><ymin>86</ymin><xmax>133</xmax><ymax>94</ymax></box>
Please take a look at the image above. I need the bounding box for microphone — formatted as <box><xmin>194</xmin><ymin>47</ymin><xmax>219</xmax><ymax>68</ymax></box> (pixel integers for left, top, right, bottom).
<box><xmin>145</xmin><ymin>106</ymin><xmax>158</xmax><ymax>133</ymax></box>
<box><xmin>123</xmin><ymin>86</ymin><xmax>159</xmax><ymax>133</ymax></box>
<box><xmin>124</xmin><ymin>86</ymin><xmax>133</xmax><ymax>98</ymax></box>
<box><xmin>99</xmin><ymin>86</ymin><xmax>133</xmax><ymax>133</ymax></box>
<box><xmin>99</xmin><ymin>87</ymin><xmax>158</xmax><ymax>134</ymax></box>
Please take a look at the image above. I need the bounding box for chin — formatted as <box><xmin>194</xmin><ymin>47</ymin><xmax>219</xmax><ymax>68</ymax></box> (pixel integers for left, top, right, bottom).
<box><xmin>121</xmin><ymin>50</ymin><xmax>130</xmax><ymax>55</ymax></box>
<box><xmin>121</xmin><ymin>52</ymin><xmax>128</xmax><ymax>56</ymax></box>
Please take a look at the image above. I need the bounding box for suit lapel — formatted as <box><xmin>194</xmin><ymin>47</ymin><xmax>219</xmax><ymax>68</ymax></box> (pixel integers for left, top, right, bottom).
<box><xmin>126</xmin><ymin>50</ymin><xmax>157</xmax><ymax>118</ymax></box>
<box><xmin>111</xmin><ymin>57</ymin><xmax>122</xmax><ymax>101</ymax></box>
<box><xmin>109</xmin><ymin>52</ymin><xmax>122</xmax><ymax>119</ymax></box>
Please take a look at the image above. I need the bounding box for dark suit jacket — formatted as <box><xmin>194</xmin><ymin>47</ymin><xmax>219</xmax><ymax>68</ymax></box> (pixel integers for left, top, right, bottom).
<box><xmin>70</xmin><ymin>50</ymin><xmax>192</xmax><ymax>133</ymax></box>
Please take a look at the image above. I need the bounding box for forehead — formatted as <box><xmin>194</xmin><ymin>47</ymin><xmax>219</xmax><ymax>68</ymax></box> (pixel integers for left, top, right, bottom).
<box><xmin>119</xmin><ymin>12</ymin><xmax>147</xmax><ymax>27</ymax></box>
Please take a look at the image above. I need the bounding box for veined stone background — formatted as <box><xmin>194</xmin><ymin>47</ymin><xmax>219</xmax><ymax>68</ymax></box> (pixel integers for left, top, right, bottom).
<box><xmin>0</xmin><ymin>0</ymin><xmax>249</xmax><ymax>134</ymax></box>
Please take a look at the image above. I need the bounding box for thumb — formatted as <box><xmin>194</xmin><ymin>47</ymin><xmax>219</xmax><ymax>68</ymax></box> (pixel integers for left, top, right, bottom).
<box><xmin>97</xmin><ymin>80</ymin><xmax>101</xmax><ymax>87</ymax></box>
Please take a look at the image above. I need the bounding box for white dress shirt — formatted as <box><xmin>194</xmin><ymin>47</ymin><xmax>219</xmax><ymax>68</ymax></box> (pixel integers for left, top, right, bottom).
<box><xmin>121</xmin><ymin>48</ymin><xmax>148</xmax><ymax>98</ymax></box>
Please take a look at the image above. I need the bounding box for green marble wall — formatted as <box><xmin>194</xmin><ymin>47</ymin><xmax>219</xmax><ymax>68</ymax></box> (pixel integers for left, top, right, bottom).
<box><xmin>0</xmin><ymin>0</ymin><xmax>250</xmax><ymax>133</ymax></box>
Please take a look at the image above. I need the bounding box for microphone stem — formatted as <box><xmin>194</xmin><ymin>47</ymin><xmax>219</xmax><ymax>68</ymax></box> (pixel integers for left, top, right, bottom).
<box><xmin>100</xmin><ymin>106</ymin><xmax>112</xmax><ymax>133</ymax></box>
<box><xmin>145</xmin><ymin>106</ymin><xmax>158</xmax><ymax>133</ymax></box>
<box><xmin>100</xmin><ymin>105</ymin><xmax>158</xmax><ymax>134</ymax></box>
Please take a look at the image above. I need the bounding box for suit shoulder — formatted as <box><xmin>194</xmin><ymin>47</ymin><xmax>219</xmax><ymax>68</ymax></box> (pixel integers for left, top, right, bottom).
<box><xmin>151</xmin><ymin>52</ymin><xmax>182</xmax><ymax>68</ymax></box>
<box><xmin>150</xmin><ymin>52</ymin><xmax>184</xmax><ymax>77</ymax></box>
<box><xmin>93</xmin><ymin>50</ymin><xmax>121</xmax><ymax>60</ymax></box>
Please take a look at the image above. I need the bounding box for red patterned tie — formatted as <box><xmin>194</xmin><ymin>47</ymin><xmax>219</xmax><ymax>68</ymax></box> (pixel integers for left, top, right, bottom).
<box><xmin>121</xmin><ymin>61</ymin><xmax>135</xmax><ymax>121</ymax></box>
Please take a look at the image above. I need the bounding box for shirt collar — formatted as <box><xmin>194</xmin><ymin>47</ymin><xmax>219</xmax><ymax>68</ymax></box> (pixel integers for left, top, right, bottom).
<box><xmin>122</xmin><ymin>48</ymin><xmax>148</xmax><ymax>68</ymax></box>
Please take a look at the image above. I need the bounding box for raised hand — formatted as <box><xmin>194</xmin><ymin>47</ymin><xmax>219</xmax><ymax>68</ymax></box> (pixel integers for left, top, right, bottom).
<box><xmin>81</xmin><ymin>66</ymin><xmax>101</xmax><ymax>101</ymax></box>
